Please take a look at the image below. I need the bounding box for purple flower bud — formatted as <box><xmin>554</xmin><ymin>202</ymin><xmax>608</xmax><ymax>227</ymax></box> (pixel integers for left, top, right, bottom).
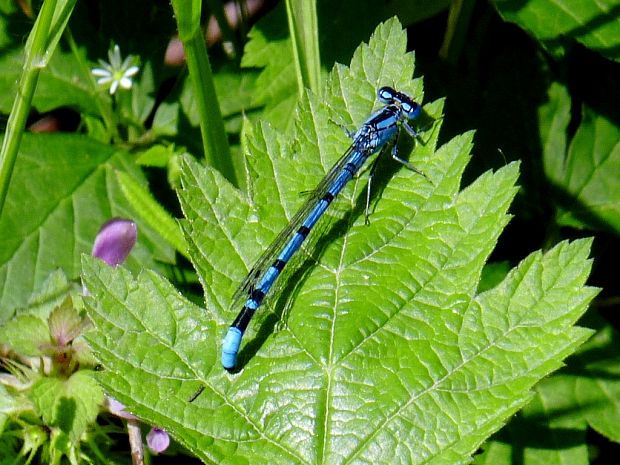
<box><xmin>146</xmin><ymin>427</ymin><xmax>170</xmax><ymax>454</ymax></box>
<box><xmin>92</xmin><ymin>218</ymin><xmax>137</xmax><ymax>266</ymax></box>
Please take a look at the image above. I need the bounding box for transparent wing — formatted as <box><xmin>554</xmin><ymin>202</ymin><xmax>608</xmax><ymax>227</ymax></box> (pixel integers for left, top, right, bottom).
<box><xmin>232</xmin><ymin>142</ymin><xmax>371</xmax><ymax>305</ymax></box>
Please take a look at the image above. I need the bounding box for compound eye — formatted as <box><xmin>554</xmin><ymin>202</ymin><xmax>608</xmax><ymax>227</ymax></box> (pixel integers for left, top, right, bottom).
<box><xmin>402</xmin><ymin>101</ymin><xmax>421</xmax><ymax>119</ymax></box>
<box><xmin>377</xmin><ymin>86</ymin><xmax>396</xmax><ymax>104</ymax></box>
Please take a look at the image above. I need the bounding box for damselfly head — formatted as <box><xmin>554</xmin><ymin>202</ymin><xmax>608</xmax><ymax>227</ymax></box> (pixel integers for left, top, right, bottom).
<box><xmin>377</xmin><ymin>86</ymin><xmax>397</xmax><ymax>104</ymax></box>
<box><xmin>401</xmin><ymin>100</ymin><xmax>421</xmax><ymax>120</ymax></box>
<box><xmin>377</xmin><ymin>86</ymin><xmax>421</xmax><ymax>121</ymax></box>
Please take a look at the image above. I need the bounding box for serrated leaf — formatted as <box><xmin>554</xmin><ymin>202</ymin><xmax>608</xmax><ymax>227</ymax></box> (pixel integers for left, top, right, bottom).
<box><xmin>83</xmin><ymin>19</ymin><xmax>596</xmax><ymax>465</ymax></box>
<box><xmin>556</xmin><ymin>107</ymin><xmax>620</xmax><ymax>232</ymax></box>
<box><xmin>240</xmin><ymin>2</ymin><xmax>298</xmax><ymax>130</ymax></box>
<box><xmin>478</xmin><ymin>314</ymin><xmax>618</xmax><ymax>463</ymax></box>
<box><xmin>0</xmin><ymin>133</ymin><xmax>174</xmax><ymax>322</ymax></box>
<box><xmin>538</xmin><ymin>82</ymin><xmax>571</xmax><ymax>187</ymax></box>
<box><xmin>22</xmin><ymin>269</ymin><xmax>75</xmax><ymax>320</ymax></box>
<box><xmin>30</xmin><ymin>370</ymin><xmax>103</xmax><ymax>442</ymax></box>
<box><xmin>81</xmin><ymin>255</ymin><xmax>216</xmax><ymax>428</ymax></box>
<box><xmin>492</xmin><ymin>0</ymin><xmax>620</xmax><ymax>61</ymax></box>
<box><xmin>539</xmin><ymin>83</ymin><xmax>620</xmax><ymax>233</ymax></box>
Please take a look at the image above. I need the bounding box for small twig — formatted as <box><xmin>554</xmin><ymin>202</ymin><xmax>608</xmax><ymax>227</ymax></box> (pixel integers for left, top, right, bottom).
<box><xmin>127</xmin><ymin>418</ymin><xmax>144</xmax><ymax>465</ymax></box>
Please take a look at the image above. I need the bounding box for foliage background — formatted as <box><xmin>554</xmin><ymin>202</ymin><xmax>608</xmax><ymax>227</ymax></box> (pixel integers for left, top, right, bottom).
<box><xmin>0</xmin><ymin>0</ymin><xmax>618</xmax><ymax>464</ymax></box>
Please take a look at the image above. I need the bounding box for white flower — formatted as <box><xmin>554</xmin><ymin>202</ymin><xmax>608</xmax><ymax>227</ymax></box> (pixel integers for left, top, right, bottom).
<box><xmin>91</xmin><ymin>45</ymin><xmax>139</xmax><ymax>95</ymax></box>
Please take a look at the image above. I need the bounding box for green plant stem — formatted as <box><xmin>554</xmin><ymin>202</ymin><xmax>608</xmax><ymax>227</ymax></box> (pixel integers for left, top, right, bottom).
<box><xmin>184</xmin><ymin>34</ymin><xmax>237</xmax><ymax>184</ymax></box>
<box><xmin>0</xmin><ymin>0</ymin><xmax>77</xmax><ymax>215</ymax></box>
<box><xmin>0</xmin><ymin>63</ymin><xmax>40</xmax><ymax>216</ymax></box>
<box><xmin>0</xmin><ymin>0</ymin><xmax>57</xmax><ymax>215</ymax></box>
<box><xmin>285</xmin><ymin>0</ymin><xmax>321</xmax><ymax>95</ymax></box>
<box><xmin>170</xmin><ymin>0</ymin><xmax>238</xmax><ymax>186</ymax></box>
<box><xmin>439</xmin><ymin>0</ymin><xmax>476</xmax><ymax>64</ymax></box>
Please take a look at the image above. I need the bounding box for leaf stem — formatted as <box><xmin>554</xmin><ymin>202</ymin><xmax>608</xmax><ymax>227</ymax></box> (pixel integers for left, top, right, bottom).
<box><xmin>0</xmin><ymin>0</ymin><xmax>61</xmax><ymax>214</ymax></box>
<box><xmin>170</xmin><ymin>0</ymin><xmax>238</xmax><ymax>186</ymax></box>
<box><xmin>285</xmin><ymin>0</ymin><xmax>321</xmax><ymax>95</ymax></box>
<box><xmin>0</xmin><ymin>0</ymin><xmax>78</xmax><ymax>214</ymax></box>
<box><xmin>439</xmin><ymin>0</ymin><xmax>476</xmax><ymax>64</ymax></box>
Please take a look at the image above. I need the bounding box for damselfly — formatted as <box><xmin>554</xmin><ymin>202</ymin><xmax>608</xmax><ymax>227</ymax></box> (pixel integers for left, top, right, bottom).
<box><xmin>222</xmin><ymin>86</ymin><xmax>427</xmax><ymax>369</ymax></box>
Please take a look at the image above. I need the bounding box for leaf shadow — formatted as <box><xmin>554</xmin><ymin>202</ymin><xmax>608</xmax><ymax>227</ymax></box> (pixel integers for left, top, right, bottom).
<box><xmin>56</xmin><ymin>396</ymin><xmax>77</xmax><ymax>437</ymax></box>
<box><xmin>561</xmin><ymin>312</ymin><xmax>620</xmax><ymax>381</ymax></box>
<box><xmin>546</xmin><ymin>178</ymin><xmax>620</xmax><ymax>235</ymax></box>
<box><xmin>485</xmin><ymin>394</ymin><xmax>611</xmax><ymax>463</ymax></box>
<box><xmin>488</xmin><ymin>409</ymin><xmax>586</xmax><ymax>465</ymax></box>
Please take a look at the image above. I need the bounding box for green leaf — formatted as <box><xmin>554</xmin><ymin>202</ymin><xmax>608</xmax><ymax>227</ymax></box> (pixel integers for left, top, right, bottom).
<box><xmin>135</xmin><ymin>144</ymin><xmax>176</xmax><ymax>168</ymax></box>
<box><xmin>48</xmin><ymin>296</ymin><xmax>85</xmax><ymax>345</ymax></box>
<box><xmin>0</xmin><ymin>48</ymin><xmax>99</xmax><ymax>115</ymax></box>
<box><xmin>81</xmin><ymin>255</ymin><xmax>216</xmax><ymax>425</ymax></box>
<box><xmin>475</xmin><ymin>376</ymin><xmax>589</xmax><ymax>465</ymax></box>
<box><xmin>492</xmin><ymin>0</ymin><xmax>620</xmax><ymax>61</ymax></box>
<box><xmin>152</xmin><ymin>66</ymin><xmax>258</xmax><ymax>138</ymax></box>
<box><xmin>240</xmin><ymin>0</ymin><xmax>450</xmax><ymax>131</ymax></box>
<box><xmin>538</xmin><ymin>82</ymin><xmax>571</xmax><ymax>187</ymax></box>
<box><xmin>241</xmin><ymin>3</ymin><xmax>298</xmax><ymax>130</ymax></box>
<box><xmin>556</xmin><ymin>107</ymin><xmax>620</xmax><ymax>232</ymax></box>
<box><xmin>83</xmin><ymin>19</ymin><xmax>596</xmax><ymax>465</ymax></box>
<box><xmin>477</xmin><ymin>313</ymin><xmax>618</xmax><ymax>463</ymax></box>
<box><xmin>21</xmin><ymin>269</ymin><xmax>75</xmax><ymax>320</ymax></box>
<box><xmin>0</xmin><ymin>314</ymin><xmax>50</xmax><ymax>356</ymax></box>
<box><xmin>0</xmin><ymin>133</ymin><xmax>174</xmax><ymax>322</ymax></box>
<box><xmin>170</xmin><ymin>0</ymin><xmax>237</xmax><ymax>186</ymax></box>
<box><xmin>116</xmin><ymin>170</ymin><xmax>190</xmax><ymax>260</ymax></box>
<box><xmin>0</xmin><ymin>384</ymin><xmax>19</xmax><ymax>434</ymax></box>
<box><xmin>540</xmin><ymin>83</ymin><xmax>620</xmax><ymax>233</ymax></box>
<box><xmin>574</xmin><ymin>320</ymin><xmax>620</xmax><ymax>443</ymax></box>
<box><xmin>30</xmin><ymin>370</ymin><xmax>103</xmax><ymax>442</ymax></box>
<box><xmin>285</xmin><ymin>0</ymin><xmax>321</xmax><ymax>94</ymax></box>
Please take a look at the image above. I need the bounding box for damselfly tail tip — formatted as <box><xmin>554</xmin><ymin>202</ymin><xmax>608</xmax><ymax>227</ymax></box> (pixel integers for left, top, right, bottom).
<box><xmin>221</xmin><ymin>327</ymin><xmax>243</xmax><ymax>369</ymax></box>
